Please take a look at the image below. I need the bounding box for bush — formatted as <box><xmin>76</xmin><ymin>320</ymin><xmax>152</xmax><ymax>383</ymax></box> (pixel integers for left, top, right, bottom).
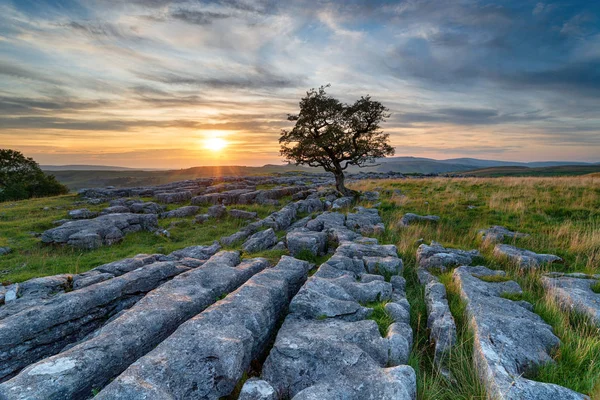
<box><xmin>0</xmin><ymin>149</ymin><xmax>69</xmax><ymax>202</ymax></box>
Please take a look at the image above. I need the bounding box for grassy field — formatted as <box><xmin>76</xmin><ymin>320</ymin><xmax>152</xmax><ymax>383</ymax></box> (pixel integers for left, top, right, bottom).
<box><xmin>1</xmin><ymin>176</ymin><xmax>599</xmax><ymax>398</ymax></box>
<box><xmin>0</xmin><ymin>195</ymin><xmax>284</xmax><ymax>283</ymax></box>
<box><xmin>460</xmin><ymin>165</ymin><xmax>600</xmax><ymax>177</ymax></box>
<box><xmin>349</xmin><ymin>176</ymin><xmax>600</xmax><ymax>399</ymax></box>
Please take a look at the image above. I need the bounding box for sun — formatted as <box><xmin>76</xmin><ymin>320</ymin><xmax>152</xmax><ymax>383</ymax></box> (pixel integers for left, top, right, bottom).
<box><xmin>204</xmin><ymin>137</ymin><xmax>228</xmax><ymax>151</ymax></box>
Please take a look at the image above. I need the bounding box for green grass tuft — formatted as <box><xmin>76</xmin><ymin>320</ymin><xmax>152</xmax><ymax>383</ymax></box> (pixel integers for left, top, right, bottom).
<box><xmin>365</xmin><ymin>301</ymin><xmax>394</xmax><ymax>336</ymax></box>
<box><xmin>476</xmin><ymin>274</ymin><xmax>511</xmax><ymax>283</ymax></box>
<box><xmin>590</xmin><ymin>280</ymin><xmax>600</xmax><ymax>294</ymax></box>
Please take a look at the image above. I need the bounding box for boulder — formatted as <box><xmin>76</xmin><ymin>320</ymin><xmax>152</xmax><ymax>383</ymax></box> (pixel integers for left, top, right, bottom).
<box><xmin>453</xmin><ymin>266</ymin><xmax>586</xmax><ymax>400</ymax></box>
<box><xmin>68</xmin><ymin>209</ymin><xmax>97</xmax><ymax>220</ymax></box>
<box><xmin>398</xmin><ymin>213</ymin><xmax>440</xmax><ymax>227</ymax></box>
<box><xmin>0</xmin><ymin>247</ymin><xmax>11</xmax><ymax>257</ymax></box>
<box><xmin>331</xmin><ymin>196</ymin><xmax>353</xmax><ymax>210</ymax></box>
<box><xmin>416</xmin><ymin>241</ymin><xmax>479</xmax><ymax>272</ymax></box>
<box><xmin>286</xmin><ymin>231</ymin><xmax>327</xmax><ymax>257</ymax></box>
<box><xmin>41</xmin><ymin>213</ymin><xmax>158</xmax><ymax>249</ymax></box>
<box><xmin>239</xmin><ymin>379</ymin><xmax>277</xmax><ymax>400</ymax></box>
<box><xmin>129</xmin><ymin>202</ymin><xmax>163</xmax><ymax>214</ymax></box>
<box><xmin>345</xmin><ymin>207</ymin><xmax>385</xmax><ymax>236</ymax></box>
<box><xmin>479</xmin><ymin>225</ymin><xmax>529</xmax><ymax>243</ymax></box>
<box><xmin>207</xmin><ymin>204</ymin><xmax>227</xmax><ymax>219</ymax></box>
<box><xmin>159</xmin><ymin>205</ymin><xmax>200</xmax><ymax>218</ymax></box>
<box><xmin>99</xmin><ymin>206</ymin><xmax>130</xmax><ymax>215</ymax></box>
<box><xmin>542</xmin><ymin>273</ymin><xmax>600</xmax><ymax>326</ymax></box>
<box><xmin>229</xmin><ymin>209</ymin><xmax>258</xmax><ymax>220</ymax></box>
<box><xmin>95</xmin><ymin>257</ymin><xmax>310</xmax><ymax>399</ymax></box>
<box><xmin>243</xmin><ymin>229</ymin><xmax>277</xmax><ymax>253</ymax></box>
<box><xmin>493</xmin><ymin>244</ymin><xmax>562</xmax><ymax>268</ymax></box>
<box><xmin>0</xmin><ymin>261</ymin><xmax>190</xmax><ymax>382</ymax></box>
<box><xmin>0</xmin><ymin>253</ymin><xmax>268</xmax><ymax>399</ymax></box>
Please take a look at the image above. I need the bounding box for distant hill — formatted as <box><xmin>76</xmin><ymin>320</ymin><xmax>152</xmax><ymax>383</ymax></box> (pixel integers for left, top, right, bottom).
<box><xmin>458</xmin><ymin>165</ymin><xmax>600</xmax><ymax>177</ymax></box>
<box><xmin>41</xmin><ymin>165</ymin><xmax>152</xmax><ymax>171</ymax></box>
<box><xmin>42</xmin><ymin>157</ymin><xmax>600</xmax><ymax>190</ymax></box>
<box><xmin>46</xmin><ymin>164</ymin><xmax>315</xmax><ymax>190</ymax></box>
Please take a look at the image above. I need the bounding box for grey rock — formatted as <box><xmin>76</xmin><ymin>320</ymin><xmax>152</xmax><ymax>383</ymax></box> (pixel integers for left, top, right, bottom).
<box><xmin>345</xmin><ymin>207</ymin><xmax>385</xmax><ymax>236</ymax></box>
<box><xmin>361</xmin><ymin>191</ymin><xmax>380</xmax><ymax>202</ymax></box>
<box><xmin>542</xmin><ymin>274</ymin><xmax>600</xmax><ymax>326</ymax></box>
<box><xmin>170</xmin><ymin>242</ymin><xmax>221</xmax><ymax>260</ymax></box>
<box><xmin>129</xmin><ymin>202</ymin><xmax>163</xmax><ymax>214</ymax></box>
<box><xmin>263</xmin><ymin>204</ymin><xmax>297</xmax><ymax>231</ymax></box>
<box><xmin>154</xmin><ymin>229</ymin><xmax>170</xmax><ymax>237</ymax></box>
<box><xmin>221</xmin><ymin>230</ymin><xmax>253</xmax><ymax>247</ymax></box>
<box><xmin>272</xmin><ymin>241</ymin><xmax>287</xmax><ymax>251</ymax></box>
<box><xmin>479</xmin><ymin>225</ymin><xmax>530</xmax><ymax>243</ymax></box>
<box><xmin>416</xmin><ymin>241</ymin><xmax>480</xmax><ymax>272</ymax></box>
<box><xmin>68</xmin><ymin>209</ymin><xmax>97</xmax><ymax>219</ymax></box>
<box><xmin>207</xmin><ymin>204</ymin><xmax>227</xmax><ymax>219</ymax></box>
<box><xmin>453</xmin><ymin>266</ymin><xmax>587</xmax><ymax>400</ymax></box>
<box><xmin>331</xmin><ymin>196</ymin><xmax>353</xmax><ymax>210</ymax></box>
<box><xmin>0</xmin><ymin>253</ymin><xmax>267</xmax><ymax>400</ymax></box>
<box><xmin>96</xmin><ymin>257</ymin><xmax>310</xmax><ymax>400</ymax></box>
<box><xmin>398</xmin><ymin>213</ymin><xmax>440</xmax><ymax>227</ymax></box>
<box><xmin>296</xmin><ymin>198</ymin><xmax>324</xmax><ymax>214</ymax></box>
<box><xmin>159</xmin><ymin>205</ymin><xmax>200</xmax><ymax>218</ymax></box>
<box><xmin>239</xmin><ymin>379</ymin><xmax>277</xmax><ymax>400</ymax></box>
<box><xmin>243</xmin><ymin>228</ymin><xmax>278</xmax><ymax>253</ymax></box>
<box><xmin>3</xmin><ymin>284</ymin><xmax>19</xmax><ymax>303</ymax></box>
<box><xmin>154</xmin><ymin>191</ymin><xmax>193</xmax><ymax>204</ymax></box>
<box><xmin>424</xmin><ymin>280</ymin><xmax>456</xmax><ymax>364</ymax></box>
<box><xmin>262</xmin><ymin>317</ymin><xmax>415</xmax><ymax>400</ymax></box>
<box><xmin>229</xmin><ymin>209</ymin><xmax>258</xmax><ymax>219</ymax></box>
<box><xmin>363</xmin><ymin>256</ymin><xmax>403</xmax><ymax>276</ymax></box>
<box><xmin>195</xmin><ymin>214</ymin><xmax>210</xmax><ymax>224</ymax></box>
<box><xmin>494</xmin><ymin>244</ymin><xmax>563</xmax><ymax>268</ymax></box>
<box><xmin>99</xmin><ymin>206</ymin><xmax>130</xmax><ymax>215</ymax></box>
<box><xmin>41</xmin><ymin>213</ymin><xmax>158</xmax><ymax>249</ymax></box>
<box><xmin>0</xmin><ymin>247</ymin><xmax>11</xmax><ymax>257</ymax></box>
<box><xmin>286</xmin><ymin>230</ymin><xmax>327</xmax><ymax>257</ymax></box>
<box><xmin>0</xmin><ymin>261</ymin><xmax>190</xmax><ymax>382</ymax></box>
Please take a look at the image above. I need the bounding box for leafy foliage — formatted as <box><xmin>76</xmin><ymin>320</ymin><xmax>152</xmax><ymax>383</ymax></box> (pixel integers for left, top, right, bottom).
<box><xmin>0</xmin><ymin>149</ymin><xmax>68</xmax><ymax>202</ymax></box>
<box><xmin>280</xmin><ymin>85</ymin><xmax>394</xmax><ymax>194</ymax></box>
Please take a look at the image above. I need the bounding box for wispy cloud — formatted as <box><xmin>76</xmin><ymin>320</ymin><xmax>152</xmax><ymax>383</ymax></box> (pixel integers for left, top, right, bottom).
<box><xmin>0</xmin><ymin>0</ymin><xmax>598</xmax><ymax>167</ymax></box>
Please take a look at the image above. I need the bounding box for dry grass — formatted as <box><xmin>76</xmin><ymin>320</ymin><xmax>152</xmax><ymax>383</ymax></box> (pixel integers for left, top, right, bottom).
<box><xmin>353</xmin><ymin>176</ymin><xmax>599</xmax><ymax>398</ymax></box>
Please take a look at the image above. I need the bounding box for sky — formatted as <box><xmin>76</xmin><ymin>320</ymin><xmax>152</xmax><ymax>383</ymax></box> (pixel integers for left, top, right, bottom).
<box><xmin>1</xmin><ymin>0</ymin><xmax>599</xmax><ymax>168</ymax></box>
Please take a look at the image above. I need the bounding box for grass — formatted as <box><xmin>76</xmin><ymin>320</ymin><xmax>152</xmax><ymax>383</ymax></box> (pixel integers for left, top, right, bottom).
<box><xmin>0</xmin><ymin>194</ymin><xmax>278</xmax><ymax>282</ymax></box>
<box><xmin>591</xmin><ymin>280</ymin><xmax>600</xmax><ymax>294</ymax></box>
<box><xmin>476</xmin><ymin>275</ymin><xmax>511</xmax><ymax>283</ymax></box>
<box><xmin>350</xmin><ymin>176</ymin><xmax>600</xmax><ymax>398</ymax></box>
<box><xmin>365</xmin><ymin>300</ymin><xmax>394</xmax><ymax>336</ymax></box>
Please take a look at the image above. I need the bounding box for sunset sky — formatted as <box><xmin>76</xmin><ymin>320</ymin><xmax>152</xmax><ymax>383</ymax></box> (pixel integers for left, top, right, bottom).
<box><xmin>1</xmin><ymin>0</ymin><xmax>599</xmax><ymax>168</ymax></box>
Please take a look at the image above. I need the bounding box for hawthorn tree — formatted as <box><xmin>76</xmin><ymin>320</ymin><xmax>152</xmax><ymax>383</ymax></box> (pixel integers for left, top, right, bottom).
<box><xmin>280</xmin><ymin>85</ymin><xmax>395</xmax><ymax>195</ymax></box>
<box><xmin>0</xmin><ymin>149</ymin><xmax>69</xmax><ymax>202</ymax></box>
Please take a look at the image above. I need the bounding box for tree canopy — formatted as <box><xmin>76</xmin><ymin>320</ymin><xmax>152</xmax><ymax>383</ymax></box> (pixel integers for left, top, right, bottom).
<box><xmin>0</xmin><ymin>149</ymin><xmax>69</xmax><ymax>202</ymax></box>
<box><xmin>280</xmin><ymin>85</ymin><xmax>394</xmax><ymax>194</ymax></box>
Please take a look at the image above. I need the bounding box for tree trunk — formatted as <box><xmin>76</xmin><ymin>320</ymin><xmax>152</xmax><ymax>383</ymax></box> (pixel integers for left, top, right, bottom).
<box><xmin>334</xmin><ymin>170</ymin><xmax>351</xmax><ymax>196</ymax></box>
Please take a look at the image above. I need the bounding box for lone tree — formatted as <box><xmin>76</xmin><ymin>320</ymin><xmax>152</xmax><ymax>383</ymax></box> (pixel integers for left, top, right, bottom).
<box><xmin>280</xmin><ymin>85</ymin><xmax>394</xmax><ymax>195</ymax></box>
<box><xmin>0</xmin><ymin>149</ymin><xmax>69</xmax><ymax>202</ymax></box>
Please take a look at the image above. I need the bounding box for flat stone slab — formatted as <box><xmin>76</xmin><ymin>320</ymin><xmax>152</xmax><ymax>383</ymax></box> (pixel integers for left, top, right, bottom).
<box><xmin>345</xmin><ymin>206</ymin><xmax>385</xmax><ymax>236</ymax></box>
<box><xmin>493</xmin><ymin>244</ymin><xmax>562</xmax><ymax>268</ymax></box>
<box><xmin>41</xmin><ymin>213</ymin><xmax>158</xmax><ymax>249</ymax></box>
<box><xmin>398</xmin><ymin>213</ymin><xmax>439</xmax><ymax>227</ymax></box>
<box><xmin>0</xmin><ymin>261</ymin><xmax>190</xmax><ymax>382</ymax></box>
<box><xmin>243</xmin><ymin>228</ymin><xmax>277</xmax><ymax>253</ymax></box>
<box><xmin>159</xmin><ymin>205</ymin><xmax>200</xmax><ymax>218</ymax></box>
<box><xmin>0</xmin><ymin>252</ymin><xmax>267</xmax><ymax>400</ymax></box>
<box><xmin>96</xmin><ymin>256</ymin><xmax>311</xmax><ymax>399</ymax></box>
<box><xmin>286</xmin><ymin>230</ymin><xmax>327</xmax><ymax>257</ymax></box>
<box><xmin>417</xmin><ymin>241</ymin><xmax>479</xmax><ymax>272</ymax></box>
<box><xmin>260</xmin><ymin>224</ymin><xmax>415</xmax><ymax>399</ymax></box>
<box><xmin>453</xmin><ymin>266</ymin><xmax>587</xmax><ymax>400</ymax></box>
<box><xmin>479</xmin><ymin>225</ymin><xmax>529</xmax><ymax>243</ymax></box>
<box><xmin>542</xmin><ymin>273</ymin><xmax>600</xmax><ymax>326</ymax></box>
